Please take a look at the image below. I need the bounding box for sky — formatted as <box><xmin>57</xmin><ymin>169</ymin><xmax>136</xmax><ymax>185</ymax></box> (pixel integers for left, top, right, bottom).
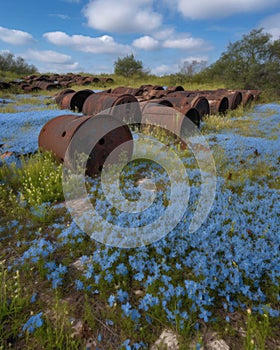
<box><xmin>0</xmin><ymin>0</ymin><xmax>280</xmax><ymax>76</ymax></box>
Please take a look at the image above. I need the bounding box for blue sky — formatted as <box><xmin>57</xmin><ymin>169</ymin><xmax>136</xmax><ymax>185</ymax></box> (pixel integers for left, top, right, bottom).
<box><xmin>0</xmin><ymin>0</ymin><xmax>280</xmax><ymax>75</ymax></box>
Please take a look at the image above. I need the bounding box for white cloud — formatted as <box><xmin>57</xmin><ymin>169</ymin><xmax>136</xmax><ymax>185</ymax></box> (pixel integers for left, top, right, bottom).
<box><xmin>43</xmin><ymin>31</ymin><xmax>131</xmax><ymax>54</ymax></box>
<box><xmin>151</xmin><ymin>64</ymin><xmax>178</xmax><ymax>76</ymax></box>
<box><xmin>259</xmin><ymin>13</ymin><xmax>280</xmax><ymax>40</ymax></box>
<box><xmin>133</xmin><ymin>36</ymin><xmax>159</xmax><ymax>50</ymax></box>
<box><xmin>40</xmin><ymin>62</ymin><xmax>80</xmax><ymax>73</ymax></box>
<box><xmin>22</xmin><ymin>49</ymin><xmax>80</xmax><ymax>73</ymax></box>
<box><xmin>176</xmin><ymin>0</ymin><xmax>279</xmax><ymax>20</ymax></box>
<box><xmin>24</xmin><ymin>49</ymin><xmax>73</xmax><ymax>64</ymax></box>
<box><xmin>49</xmin><ymin>14</ymin><xmax>71</xmax><ymax>20</ymax></box>
<box><xmin>163</xmin><ymin>35</ymin><xmax>210</xmax><ymax>51</ymax></box>
<box><xmin>82</xmin><ymin>0</ymin><xmax>162</xmax><ymax>33</ymax></box>
<box><xmin>0</xmin><ymin>26</ymin><xmax>35</xmax><ymax>46</ymax></box>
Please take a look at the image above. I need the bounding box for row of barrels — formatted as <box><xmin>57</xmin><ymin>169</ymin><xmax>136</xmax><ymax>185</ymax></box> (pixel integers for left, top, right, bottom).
<box><xmin>38</xmin><ymin>85</ymin><xmax>260</xmax><ymax>177</ymax></box>
<box><xmin>54</xmin><ymin>86</ymin><xmax>261</xmax><ymax>127</ymax></box>
<box><xmin>0</xmin><ymin>74</ymin><xmax>114</xmax><ymax>92</ymax></box>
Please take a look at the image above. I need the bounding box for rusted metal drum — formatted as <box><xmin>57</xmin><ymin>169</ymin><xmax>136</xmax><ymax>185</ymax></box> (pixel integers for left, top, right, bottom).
<box><xmin>240</xmin><ymin>90</ymin><xmax>254</xmax><ymax>107</ymax></box>
<box><xmin>142</xmin><ymin>89</ymin><xmax>167</xmax><ymax>100</ymax></box>
<box><xmin>173</xmin><ymin>105</ymin><xmax>201</xmax><ymax>128</ymax></box>
<box><xmin>141</xmin><ymin>102</ymin><xmax>200</xmax><ymax>138</ymax></box>
<box><xmin>99</xmin><ymin>77</ymin><xmax>114</xmax><ymax>84</ymax></box>
<box><xmin>38</xmin><ymin>114</ymin><xmax>133</xmax><ymax>177</ymax></box>
<box><xmin>185</xmin><ymin>94</ymin><xmax>210</xmax><ymax>118</ymax></box>
<box><xmin>38</xmin><ymin>114</ymin><xmax>79</xmax><ymax>163</ymax></box>
<box><xmin>165</xmin><ymin>86</ymin><xmax>184</xmax><ymax>92</ymax></box>
<box><xmin>54</xmin><ymin>88</ymin><xmax>76</xmax><ymax>105</ymax></box>
<box><xmin>111</xmin><ymin>86</ymin><xmax>144</xmax><ymax>96</ymax></box>
<box><xmin>32</xmin><ymin>81</ymin><xmax>61</xmax><ymax>90</ymax></box>
<box><xmin>82</xmin><ymin>93</ymin><xmax>141</xmax><ymax>124</ymax></box>
<box><xmin>206</xmin><ymin>95</ymin><xmax>229</xmax><ymax>114</ymax></box>
<box><xmin>176</xmin><ymin>90</ymin><xmax>228</xmax><ymax>115</ymax></box>
<box><xmin>140</xmin><ymin>99</ymin><xmax>173</xmax><ymax>113</ymax></box>
<box><xmin>248</xmin><ymin>89</ymin><xmax>261</xmax><ymax>101</ymax></box>
<box><xmin>60</xmin><ymin>89</ymin><xmax>94</xmax><ymax>112</ymax></box>
<box><xmin>139</xmin><ymin>84</ymin><xmax>164</xmax><ymax>91</ymax></box>
<box><xmin>217</xmin><ymin>89</ymin><xmax>242</xmax><ymax>110</ymax></box>
<box><xmin>165</xmin><ymin>93</ymin><xmax>209</xmax><ymax>119</ymax></box>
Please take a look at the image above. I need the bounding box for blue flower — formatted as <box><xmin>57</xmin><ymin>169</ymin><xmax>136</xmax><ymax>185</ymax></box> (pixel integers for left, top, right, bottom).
<box><xmin>121</xmin><ymin>302</ymin><xmax>132</xmax><ymax>317</ymax></box>
<box><xmin>22</xmin><ymin>312</ymin><xmax>43</xmax><ymax>333</ymax></box>
<box><xmin>75</xmin><ymin>279</ymin><xmax>84</xmax><ymax>291</ymax></box>
<box><xmin>108</xmin><ymin>295</ymin><xmax>116</xmax><ymax>307</ymax></box>
<box><xmin>30</xmin><ymin>292</ymin><xmax>37</xmax><ymax>303</ymax></box>
<box><xmin>116</xmin><ymin>263</ymin><xmax>128</xmax><ymax>276</ymax></box>
<box><xmin>117</xmin><ymin>289</ymin><xmax>129</xmax><ymax>303</ymax></box>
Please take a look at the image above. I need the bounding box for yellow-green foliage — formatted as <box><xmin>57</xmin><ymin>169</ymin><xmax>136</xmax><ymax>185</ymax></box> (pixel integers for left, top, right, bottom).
<box><xmin>0</xmin><ymin>151</ymin><xmax>63</xmax><ymax>220</ymax></box>
<box><xmin>201</xmin><ymin>114</ymin><xmax>234</xmax><ymax>133</ymax></box>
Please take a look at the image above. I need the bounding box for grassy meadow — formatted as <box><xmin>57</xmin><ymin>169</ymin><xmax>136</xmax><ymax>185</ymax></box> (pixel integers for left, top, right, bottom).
<box><xmin>0</xmin><ymin>80</ymin><xmax>279</xmax><ymax>349</ymax></box>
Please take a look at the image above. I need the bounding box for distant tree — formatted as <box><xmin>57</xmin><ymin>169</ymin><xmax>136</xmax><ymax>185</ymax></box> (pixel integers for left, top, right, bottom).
<box><xmin>169</xmin><ymin>59</ymin><xmax>207</xmax><ymax>85</ymax></box>
<box><xmin>114</xmin><ymin>54</ymin><xmax>144</xmax><ymax>77</ymax></box>
<box><xmin>0</xmin><ymin>52</ymin><xmax>38</xmax><ymax>75</ymax></box>
<box><xmin>202</xmin><ymin>28</ymin><xmax>280</xmax><ymax>93</ymax></box>
<box><xmin>180</xmin><ymin>59</ymin><xmax>207</xmax><ymax>79</ymax></box>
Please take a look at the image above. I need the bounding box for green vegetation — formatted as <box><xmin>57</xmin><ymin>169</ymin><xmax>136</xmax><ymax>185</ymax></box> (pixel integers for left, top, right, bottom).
<box><xmin>114</xmin><ymin>54</ymin><xmax>146</xmax><ymax>77</ymax></box>
<box><xmin>196</xmin><ymin>28</ymin><xmax>280</xmax><ymax>99</ymax></box>
<box><xmin>0</xmin><ymin>52</ymin><xmax>38</xmax><ymax>77</ymax></box>
<box><xmin>0</xmin><ymin>151</ymin><xmax>63</xmax><ymax>223</ymax></box>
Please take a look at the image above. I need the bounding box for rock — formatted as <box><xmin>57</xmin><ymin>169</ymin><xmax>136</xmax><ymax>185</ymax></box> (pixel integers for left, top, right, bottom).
<box><xmin>150</xmin><ymin>329</ymin><xmax>179</xmax><ymax>350</ymax></box>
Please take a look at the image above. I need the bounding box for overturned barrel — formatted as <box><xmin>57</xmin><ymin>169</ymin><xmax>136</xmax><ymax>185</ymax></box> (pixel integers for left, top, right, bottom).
<box><xmin>240</xmin><ymin>90</ymin><xmax>254</xmax><ymax>107</ymax></box>
<box><xmin>111</xmin><ymin>86</ymin><xmax>144</xmax><ymax>96</ymax></box>
<box><xmin>142</xmin><ymin>89</ymin><xmax>167</xmax><ymax>100</ymax></box>
<box><xmin>141</xmin><ymin>101</ymin><xmax>201</xmax><ymax>138</ymax></box>
<box><xmin>217</xmin><ymin>89</ymin><xmax>242</xmax><ymax>110</ymax></box>
<box><xmin>139</xmin><ymin>84</ymin><xmax>164</xmax><ymax>91</ymax></box>
<box><xmin>165</xmin><ymin>93</ymin><xmax>209</xmax><ymax>119</ymax></box>
<box><xmin>38</xmin><ymin>114</ymin><xmax>133</xmax><ymax>177</ymax></box>
<box><xmin>59</xmin><ymin>89</ymin><xmax>94</xmax><ymax>112</ymax></box>
<box><xmin>54</xmin><ymin>88</ymin><xmax>76</xmax><ymax>105</ymax></box>
<box><xmin>140</xmin><ymin>99</ymin><xmax>173</xmax><ymax>112</ymax></box>
<box><xmin>165</xmin><ymin>86</ymin><xmax>184</xmax><ymax>92</ymax></box>
<box><xmin>82</xmin><ymin>93</ymin><xmax>141</xmax><ymax>124</ymax></box>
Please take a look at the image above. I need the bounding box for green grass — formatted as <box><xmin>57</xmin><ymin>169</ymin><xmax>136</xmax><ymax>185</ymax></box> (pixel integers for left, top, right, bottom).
<box><xmin>0</xmin><ymin>151</ymin><xmax>63</xmax><ymax>223</ymax></box>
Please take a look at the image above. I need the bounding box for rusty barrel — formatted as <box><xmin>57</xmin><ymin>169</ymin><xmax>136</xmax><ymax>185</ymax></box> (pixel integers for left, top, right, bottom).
<box><xmin>82</xmin><ymin>93</ymin><xmax>141</xmax><ymax>124</ymax></box>
<box><xmin>111</xmin><ymin>86</ymin><xmax>144</xmax><ymax>96</ymax></box>
<box><xmin>54</xmin><ymin>88</ymin><xmax>76</xmax><ymax>105</ymax></box>
<box><xmin>248</xmin><ymin>89</ymin><xmax>261</xmax><ymax>101</ymax></box>
<box><xmin>59</xmin><ymin>89</ymin><xmax>94</xmax><ymax>112</ymax></box>
<box><xmin>38</xmin><ymin>114</ymin><xmax>133</xmax><ymax>177</ymax></box>
<box><xmin>217</xmin><ymin>89</ymin><xmax>242</xmax><ymax>110</ymax></box>
<box><xmin>32</xmin><ymin>81</ymin><xmax>61</xmax><ymax>91</ymax></box>
<box><xmin>142</xmin><ymin>89</ymin><xmax>167</xmax><ymax>100</ymax></box>
<box><xmin>177</xmin><ymin>90</ymin><xmax>229</xmax><ymax>115</ymax></box>
<box><xmin>240</xmin><ymin>90</ymin><xmax>255</xmax><ymax>106</ymax></box>
<box><xmin>207</xmin><ymin>95</ymin><xmax>229</xmax><ymax>114</ymax></box>
<box><xmin>198</xmin><ymin>90</ymin><xmax>230</xmax><ymax>114</ymax></box>
<box><xmin>139</xmin><ymin>84</ymin><xmax>164</xmax><ymax>91</ymax></box>
<box><xmin>140</xmin><ymin>99</ymin><xmax>173</xmax><ymax>113</ymax></box>
<box><xmin>165</xmin><ymin>86</ymin><xmax>184</xmax><ymax>92</ymax></box>
<box><xmin>165</xmin><ymin>92</ymin><xmax>209</xmax><ymax>119</ymax></box>
<box><xmin>141</xmin><ymin>101</ymin><xmax>200</xmax><ymax>138</ymax></box>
